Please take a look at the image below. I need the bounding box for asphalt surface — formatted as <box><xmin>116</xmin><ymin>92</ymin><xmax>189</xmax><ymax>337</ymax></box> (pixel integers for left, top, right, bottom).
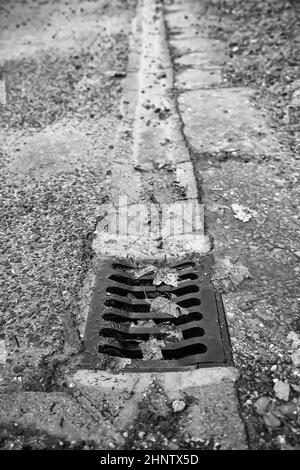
<box><xmin>0</xmin><ymin>0</ymin><xmax>136</xmax><ymax>392</ymax></box>
<box><xmin>0</xmin><ymin>0</ymin><xmax>299</xmax><ymax>452</ymax></box>
<box><xmin>165</xmin><ymin>0</ymin><xmax>300</xmax><ymax>450</ymax></box>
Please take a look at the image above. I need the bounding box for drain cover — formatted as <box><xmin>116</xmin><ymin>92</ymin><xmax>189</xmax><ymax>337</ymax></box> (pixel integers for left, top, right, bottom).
<box><xmin>81</xmin><ymin>256</ymin><xmax>232</xmax><ymax>372</ymax></box>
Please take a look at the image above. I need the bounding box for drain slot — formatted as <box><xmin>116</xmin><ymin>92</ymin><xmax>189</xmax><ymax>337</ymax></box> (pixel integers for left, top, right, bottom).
<box><xmin>81</xmin><ymin>257</ymin><xmax>232</xmax><ymax>372</ymax></box>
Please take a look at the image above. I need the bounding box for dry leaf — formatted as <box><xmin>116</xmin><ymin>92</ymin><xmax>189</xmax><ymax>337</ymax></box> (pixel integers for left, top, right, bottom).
<box><xmin>263</xmin><ymin>411</ymin><xmax>281</xmax><ymax>428</ymax></box>
<box><xmin>231</xmin><ymin>203</ymin><xmax>256</xmax><ymax>222</ymax></box>
<box><xmin>140</xmin><ymin>338</ymin><xmax>165</xmax><ymax>359</ymax></box>
<box><xmin>147</xmin><ymin>296</ymin><xmax>189</xmax><ymax>318</ymax></box>
<box><xmin>132</xmin><ymin>264</ymin><xmax>156</xmax><ymax>278</ymax></box>
<box><xmin>160</xmin><ymin>323</ymin><xmax>183</xmax><ymax>342</ymax></box>
<box><xmin>254</xmin><ymin>397</ymin><xmax>271</xmax><ymax>415</ymax></box>
<box><xmin>213</xmin><ymin>257</ymin><xmax>252</xmax><ymax>289</ymax></box>
<box><xmin>153</xmin><ymin>268</ymin><xmax>179</xmax><ymax>287</ymax></box>
<box><xmin>131</xmin><ymin>319</ymin><xmax>157</xmax><ymax>328</ymax></box>
<box><xmin>109</xmin><ymin>357</ymin><xmax>131</xmax><ymax>374</ymax></box>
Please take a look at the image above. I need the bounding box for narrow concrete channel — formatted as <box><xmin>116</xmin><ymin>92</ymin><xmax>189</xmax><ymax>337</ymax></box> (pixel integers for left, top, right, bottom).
<box><xmin>69</xmin><ymin>0</ymin><xmax>248</xmax><ymax>450</ymax></box>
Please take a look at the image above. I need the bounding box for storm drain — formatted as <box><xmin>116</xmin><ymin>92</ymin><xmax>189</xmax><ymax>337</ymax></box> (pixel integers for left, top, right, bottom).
<box><xmin>81</xmin><ymin>256</ymin><xmax>232</xmax><ymax>372</ymax></box>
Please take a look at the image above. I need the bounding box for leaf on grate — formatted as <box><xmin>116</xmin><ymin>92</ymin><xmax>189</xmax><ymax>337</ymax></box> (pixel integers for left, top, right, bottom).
<box><xmin>131</xmin><ymin>264</ymin><xmax>157</xmax><ymax>278</ymax></box>
<box><xmin>109</xmin><ymin>357</ymin><xmax>132</xmax><ymax>374</ymax></box>
<box><xmin>153</xmin><ymin>268</ymin><xmax>179</xmax><ymax>287</ymax></box>
<box><xmin>98</xmin><ymin>336</ymin><xmax>115</xmax><ymax>348</ymax></box>
<box><xmin>130</xmin><ymin>319</ymin><xmax>157</xmax><ymax>328</ymax></box>
<box><xmin>146</xmin><ymin>295</ymin><xmax>188</xmax><ymax>318</ymax></box>
<box><xmin>140</xmin><ymin>338</ymin><xmax>165</xmax><ymax>360</ymax></box>
<box><xmin>147</xmin><ymin>296</ymin><xmax>175</xmax><ymax>317</ymax></box>
<box><xmin>160</xmin><ymin>323</ymin><xmax>183</xmax><ymax>342</ymax></box>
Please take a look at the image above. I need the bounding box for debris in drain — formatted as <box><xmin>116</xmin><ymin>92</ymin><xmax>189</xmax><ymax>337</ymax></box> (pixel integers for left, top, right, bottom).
<box><xmin>146</xmin><ymin>295</ymin><xmax>189</xmax><ymax>318</ymax></box>
<box><xmin>131</xmin><ymin>264</ymin><xmax>179</xmax><ymax>287</ymax></box>
<box><xmin>140</xmin><ymin>338</ymin><xmax>165</xmax><ymax>360</ymax></box>
<box><xmin>172</xmin><ymin>400</ymin><xmax>186</xmax><ymax>413</ymax></box>
<box><xmin>131</xmin><ymin>264</ymin><xmax>156</xmax><ymax>278</ymax></box>
<box><xmin>109</xmin><ymin>357</ymin><xmax>132</xmax><ymax>374</ymax></box>
<box><xmin>160</xmin><ymin>323</ymin><xmax>183</xmax><ymax>342</ymax></box>
<box><xmin>131</xmin><ymin>319</ymin><xmax>157</xmax><ymax>328</ymax></box>
<box><xmin>97</xmin><ymin>351</ymin><xmax>132</xmax><ymax>374</ymax></box>
<box><xmin>153</xmin><ymin>267</ymin><xmax>179</xmax><ymax>287</ymax></box>
<box><xmin>98</xmin><ymin>337</ymin><xmax>133</xmax><ymax>373</ymax></box>
<box><xmin>81</xmin><ymin>257</ymin><xmax>233</xmax><ymax>371</ymax></box>
<box><xmin>99</xmin><ymin>337</ymin><xmax>115</xmax><ymax>348</ymax></box>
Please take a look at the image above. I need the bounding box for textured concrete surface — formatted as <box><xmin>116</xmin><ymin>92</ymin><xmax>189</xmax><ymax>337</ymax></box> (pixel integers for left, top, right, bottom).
<box><xmin>92</xmin><ymin>0</ymin><xmax>211</xmax><ymax>261</ymax></box>
<box><xmin>0</xmin><ymin>0</ymin><xmax>250</xmax><ymax>451</ymax></box>
<box><xmin>165</xmin><ymin>0</ymin><xmax>300</xmax><ymax>450</ymax></box>
<box><xmin>0</xmin><ymin>0</ymin><xmax>137</xmax><ymax>391</ymax></box>
<box><xmin>70</xmin><ymin>367</ymin><xmax>246</xmax><ymax>449</ymax></box>
<box><xmin>73</xmin><ymin>0</ymin><xmax>247</xmax><ymax>451</ymax></box>
<box><xmin>0</xmin><ymin>0</ymin><xmax>138</xmax><ymax>449</ymax></box>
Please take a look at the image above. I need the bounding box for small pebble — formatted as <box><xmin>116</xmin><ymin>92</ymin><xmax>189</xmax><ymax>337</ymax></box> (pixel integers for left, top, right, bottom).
<box><xmin>172</xmin><ymin>400</ymin><xmax>186</xmax><ymax>413</ymax></box>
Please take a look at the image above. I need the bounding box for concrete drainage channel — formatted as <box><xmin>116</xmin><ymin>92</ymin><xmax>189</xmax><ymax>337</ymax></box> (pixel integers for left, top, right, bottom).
<box><xmin>69</xmin><ymin>0</ymin><xmax>248</xmax><ymax>449</ymax></box>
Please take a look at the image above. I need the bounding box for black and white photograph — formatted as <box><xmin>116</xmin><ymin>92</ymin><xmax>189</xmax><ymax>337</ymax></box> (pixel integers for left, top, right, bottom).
<box><xmin>0</xmin><ymin>0</ymin><xmax>299</xmax><ymax>457</ymax></box>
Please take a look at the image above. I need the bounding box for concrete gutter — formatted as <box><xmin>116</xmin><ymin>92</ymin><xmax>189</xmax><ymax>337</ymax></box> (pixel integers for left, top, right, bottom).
<box><xmin>72</xmin><ymin>0</ymin><xmax>248</xmax><ymax>450</ymax></box>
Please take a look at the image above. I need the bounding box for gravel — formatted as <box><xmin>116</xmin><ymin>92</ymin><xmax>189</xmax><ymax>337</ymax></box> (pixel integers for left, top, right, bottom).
<box><xmin>0</xmin><ymin>0</ymin><xmax>137</xmax><ymax>394</ymax></box>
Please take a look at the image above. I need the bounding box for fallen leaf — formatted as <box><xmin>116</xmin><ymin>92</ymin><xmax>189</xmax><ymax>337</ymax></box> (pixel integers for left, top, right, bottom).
<box><xmin>140</xmin><ymin>338</ymin><xmax>165</xmax><ymax>360</ymax></box>
<box><xmin>230</xmin><ymin>262</ymin><xmax>252</xmax><ymax>286</ymax></box>
<box><xmin>109</xmin><ymin>357</ymin><xmax>131</xmax><ymax>374</ymax></box>
<box><xmin>231</xmin><ymin>203</ymin><xmax>256</xmax><ymax>222</ymax></box>
<box><xmin>263</xmin><ymin>411</ymin><xmax>281</xmax><ymax>428</ymax></box>
<box><xmin>254</xmin><ymin>397</ymin><xmax>271</xmax><ymax>415</ymax></box>
<box><xmin>212</xmin><ymin>257</ymin><xmax>252</xmax><ymax>290</ymax></box>
<box><xmin>131</xmin><ymin>319</ymin><xmax>157</xmax><ymax>328</ymax></box>
<box><xmin>160</xmin><ymin>323</ymin><xmax>183</xmax><ymax>342</ymax></box>
<box><xmin>153</xmin><ymin>267</ymin><xmax>179</xmax><ymax>287</ymax></box>
<box><xmin>131</xmin><ymin>264</ymin><xmax>156</xmax><ymax>278</ymax></box>
<box><xmin>274</xmin><ymin>381</ymin><xmax>290</xmax><ymax>401</ymax></box>
<box><xmin>147</xmin><ymin>296</ymin><xmax>189</xmax><ymax>318</ymax></box>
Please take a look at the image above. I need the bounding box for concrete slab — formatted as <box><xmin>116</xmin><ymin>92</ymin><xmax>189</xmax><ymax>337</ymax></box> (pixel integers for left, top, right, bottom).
<box><xmin>176</xmin><ymin>67</ymin><xmax>222</xmax><ymax>90</ymax></box>
<box><xmin>69</xmin><ymin>367</ymin><xmax>247</xmax><ymax>449</ymax></box>
<box><xmin>179</xmin><ymin>88</ymin><xmax>283</xmax><ymax>157</ymax></box>
<box><xmin>0</xmin><ymin>391</ymin><xmax>122</xmax><ymax>447</ymax></box>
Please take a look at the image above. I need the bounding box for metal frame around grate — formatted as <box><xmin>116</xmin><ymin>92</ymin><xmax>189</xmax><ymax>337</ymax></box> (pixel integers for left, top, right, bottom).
<box><xmin>80</xmin><ymin>256</ymin><xmax>233</xmax><ymax>372</ymax></box>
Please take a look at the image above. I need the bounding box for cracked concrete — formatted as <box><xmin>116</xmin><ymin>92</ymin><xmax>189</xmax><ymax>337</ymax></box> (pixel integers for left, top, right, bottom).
<box><xmin>165</xmin><ymin>0</ymin><xmax>300</xmax><ymax>450</ymax></box>
<box><xmin>71</xmin><ymin>0</ymin><xmax>247</xmax><ymax>450</ymax></box>
<box><xmin>0</xmin><ymin>0</ymin><xmax>248</xmax><ymax>450</ymax></box>
<box><xmin>3</xmin><ymin>0</ymin><xmax>296</xmax><ymax>451</ymax></box>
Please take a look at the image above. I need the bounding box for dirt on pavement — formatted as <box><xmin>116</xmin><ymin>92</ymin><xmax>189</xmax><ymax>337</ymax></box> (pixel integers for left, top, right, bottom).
<box><xmin>166</xmin><ymin>0</ymin><xmax>300</xmax><ymax>450</ymax></box>
<box><xmin>0</xmin><ymin>0</ymin><xmax>137</xmax><ymax>449</ymax></box>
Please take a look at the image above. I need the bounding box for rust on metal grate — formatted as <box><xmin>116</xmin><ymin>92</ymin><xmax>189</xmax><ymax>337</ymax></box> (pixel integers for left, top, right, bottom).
<box><xmin>80</xmin><ymin>256</ymin><xmax>232</xmax><ymax>372</ymax></box>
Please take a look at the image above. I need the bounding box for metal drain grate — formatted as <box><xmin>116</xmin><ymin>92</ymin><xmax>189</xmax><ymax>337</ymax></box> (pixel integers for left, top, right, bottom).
<box><xmin>81</xmin><ymin>256</ymin><xmax>232</xmax><ymax>372</ymax></box>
